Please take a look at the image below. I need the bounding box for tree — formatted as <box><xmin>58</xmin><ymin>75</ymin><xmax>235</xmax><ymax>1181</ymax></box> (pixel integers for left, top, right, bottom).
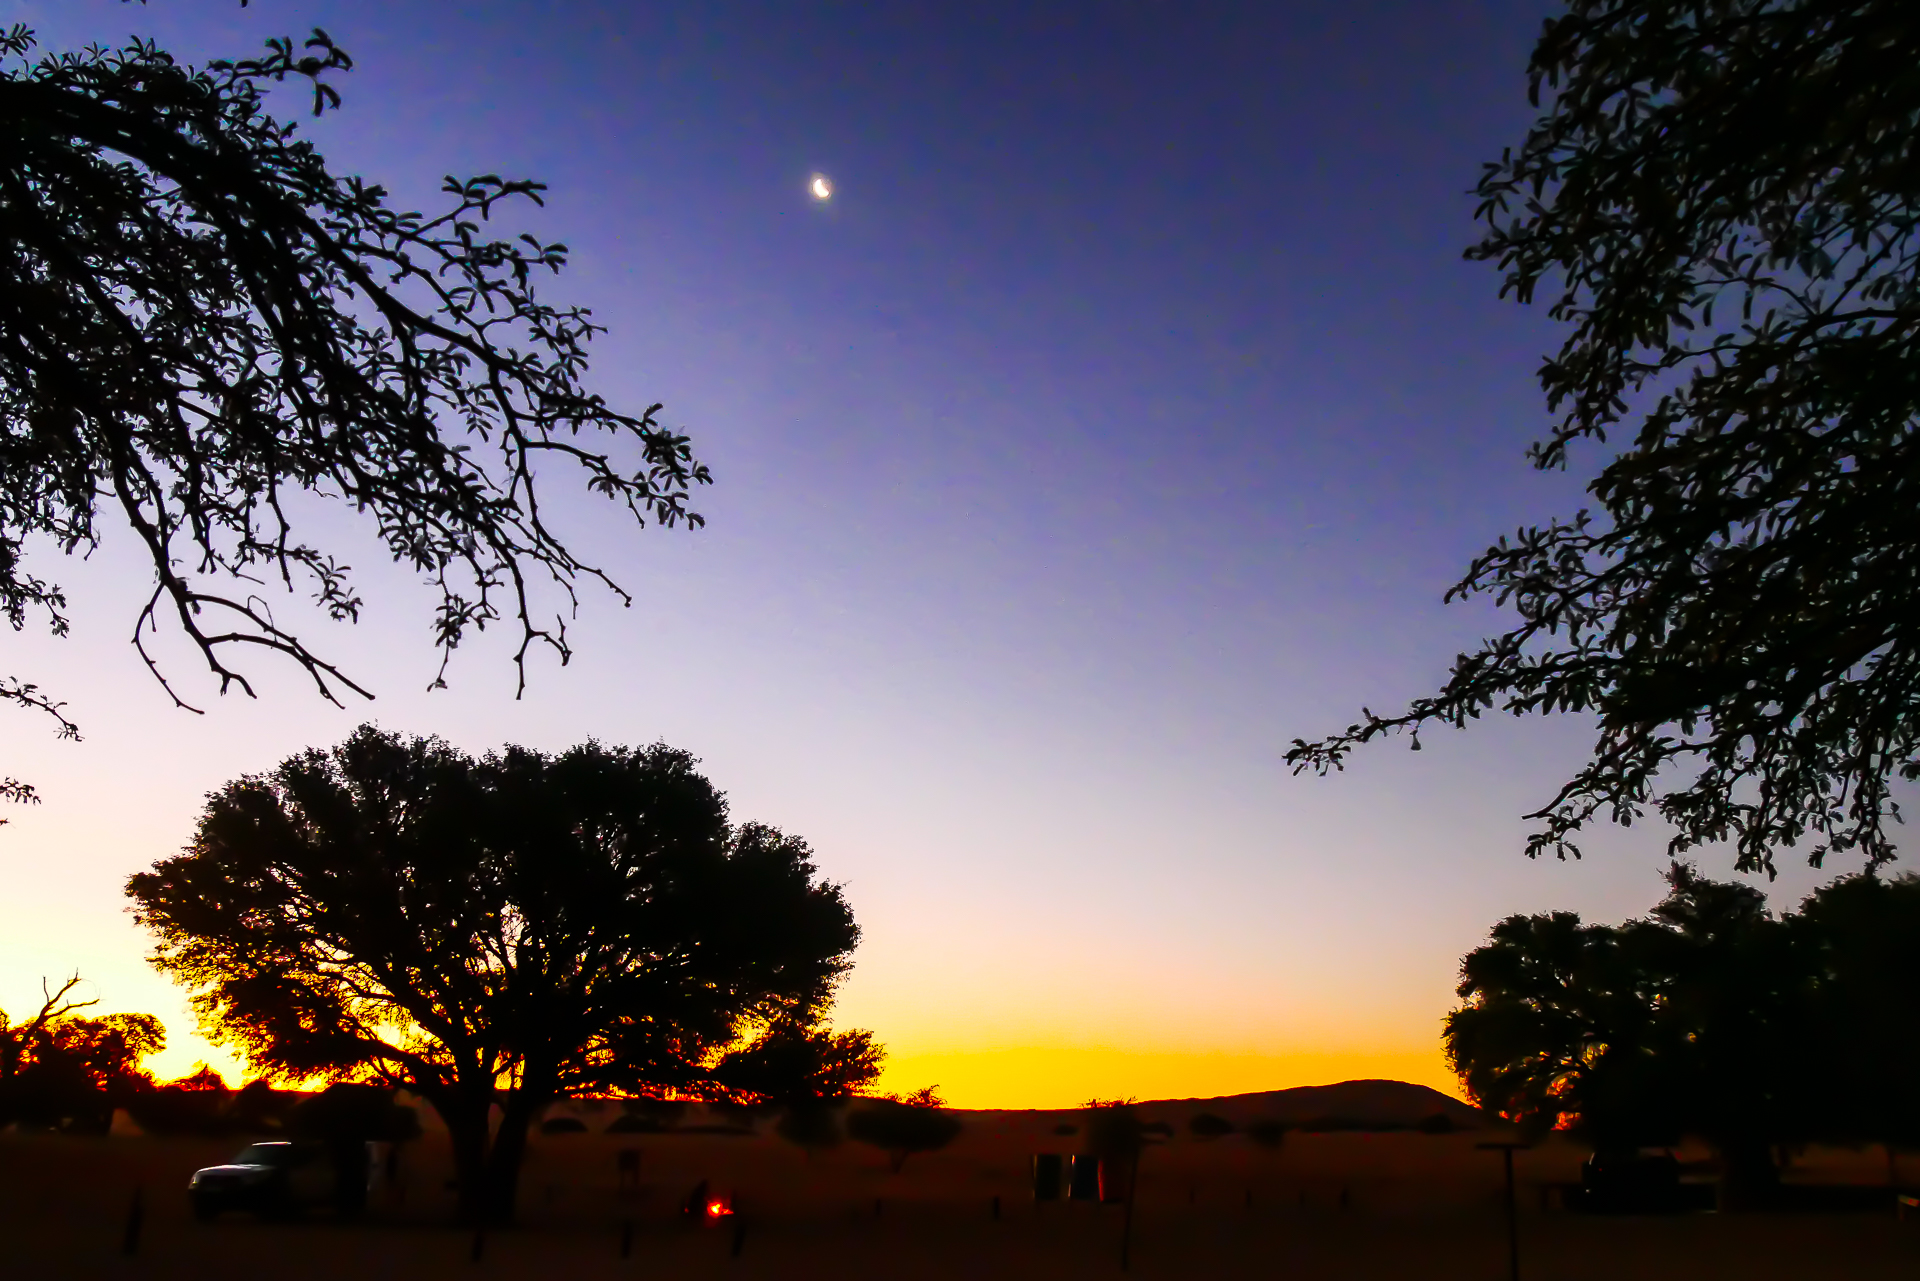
<box><xmin>0</xmin><ymin>974</ymin><xmax>166</xmax><ymax>1131</ymax></box>
<box><xmin>706</xmin><ymin>1019</ymin><xmax>883</xmax><ymax>1153</ymax></box>
<box><xmin>1083</xmin><ymin>1097</ymin><xmax>1152</xmax><ymax>1266</ymax></box>
<box><xmin>1789</xmin><ymin>872</ymin><xmax>1920</xmax><ymax>1149</ymax></box>
<box><xmin>1</xmin><ymin>19</ymin><xmax>708</xmax><ymax>805</ymax></box>
<box><xmin>124</xmin><ymin>727</ymin><xmax>864</xmax><ymax>1225</ymax></box>
<box><xmin>846</xmin><ymin>1088</ymin><xmax>964</xmax><ymax>1172</ymax></box>
<box><xmin>1287</xmin><ymin>1</ymin><xmax>1920</xmax><ymax>874</ymax></box>
<box><xmin>1442</xmin><ymin>864</ymin><xmax>1905</xmax><ymax>1200</ymax></box>
<box><xmin>704</xmin><ymin>1020</ymin><xmax>883</xmax><ymax>1110</ymax></box>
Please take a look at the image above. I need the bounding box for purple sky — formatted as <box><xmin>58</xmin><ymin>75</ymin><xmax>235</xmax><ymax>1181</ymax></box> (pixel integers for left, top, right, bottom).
<box><xmin>1</xmin><ymin>0</ymin><xmax>1867</xmax><ymax>1105</ymax></box>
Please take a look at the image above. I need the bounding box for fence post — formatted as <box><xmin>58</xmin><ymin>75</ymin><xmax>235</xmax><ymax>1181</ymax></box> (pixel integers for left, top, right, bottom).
<box><xmin>120</xmin><ymin>1187</ymin><xmax>145</xmax><ymax>1257</ymax></box>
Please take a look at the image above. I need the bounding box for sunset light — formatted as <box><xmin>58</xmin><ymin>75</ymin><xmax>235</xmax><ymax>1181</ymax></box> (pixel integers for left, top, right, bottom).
<box><xmin>6</xmin><ymin>3</ymin><xmax>1910</xmax><ymax>1277</ymax></box>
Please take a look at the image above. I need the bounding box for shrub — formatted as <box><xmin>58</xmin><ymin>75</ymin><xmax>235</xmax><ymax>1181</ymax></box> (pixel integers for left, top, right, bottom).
<box><xmin>1246</xmin><ymin>1119</ymin><xmax>1289</xmax><ymax>1149</ymax></box>
<box><xmin>1188</xmin><ymin>1112</ymin><xmax>1234</xmax><ymax>1139</ymax></box>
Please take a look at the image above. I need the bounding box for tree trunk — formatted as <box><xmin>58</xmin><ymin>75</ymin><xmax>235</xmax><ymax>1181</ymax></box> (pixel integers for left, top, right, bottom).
<box><xmin>435</xmin><ymin>1098</ymin><xmax>491</xmax><ymax>1229</ymax></box>
<box><xmin>418</xmin><ymin>1079</ymin><xmax>552</xmax><ymax>1227</ymax></box>
<box><xmin>431</xmin><ymin>1091</ymin><xmax>495</xmax><ymax>1228</ymax></box>
<box><xmin>482</xmin><ymin>1091</ymin><xmax>545</xmax><ymax>1225</ymax></box>
<box><xmin>1715</xmin><ymin>1134</ymin><xmax>1779</xmax><ymax>1211</ymax></box>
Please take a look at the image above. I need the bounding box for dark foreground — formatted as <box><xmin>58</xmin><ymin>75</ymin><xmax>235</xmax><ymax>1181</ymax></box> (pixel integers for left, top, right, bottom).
<box><xmin>5</xmin><ymin>1121</ymin><xmax>1917</xmax><ymax>1279</ymax></box>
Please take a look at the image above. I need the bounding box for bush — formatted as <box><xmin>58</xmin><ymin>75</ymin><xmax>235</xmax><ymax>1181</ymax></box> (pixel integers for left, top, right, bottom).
<box><xmin>126</xmin><ymin>1068</ymin><xmax>275</xmax><ymax>1138</ymax></box>
<box><xmin>1188</xmin><ymin>1112</ymin><xmax>1234</xmax><ymax>1139</ymax></box>
<box><xmin>846</xmin><ymin>1098</ymin><xmax>963</xmax><ymax>1172</ymax></box>
<box><xmin>1246</xmin><ymin>1119</ymin><xmax>1289</xmax><ymax>1149</ymax></box>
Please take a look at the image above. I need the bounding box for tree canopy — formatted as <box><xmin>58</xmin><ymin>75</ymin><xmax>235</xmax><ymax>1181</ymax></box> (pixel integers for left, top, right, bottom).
<box><xmin>0</xmin><ymin>974</ymin><xmax>166</xmax><ymax>1131</ymax></box>
<box><xmin>1</xmin><ymin>20</ymin><xmax>706</xmax><ymax>804</ymax></box>
<box><xmin>125</xmin><ymin>728</ymin><xmax>871</xmax><ymax>1223</ymax></box>
<box><xmin>1287</xmin><ymin>0</ymin><xmax>1920</xmax><ymax>873</ymax></box>
<box><xmin>1446</xmin><ymin>865</ymin><xmax>1920</xmax><ymax>1196</ymax></box>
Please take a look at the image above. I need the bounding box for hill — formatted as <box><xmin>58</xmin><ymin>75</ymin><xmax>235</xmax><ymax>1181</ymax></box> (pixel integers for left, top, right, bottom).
<box><xmin>966</xmin><ymin>1079</ymin><xmax>1497</xmax><ymax>1132</ymax></box>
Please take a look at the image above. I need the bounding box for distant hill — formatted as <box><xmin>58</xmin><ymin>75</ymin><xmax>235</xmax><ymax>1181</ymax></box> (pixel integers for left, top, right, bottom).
<box><xmin>1148</xmin><ymin>1079</ymin><xmax>1494</xmax><ymax>1130</ymax></box>
<box><xmin>967</xmin><ymin>1080</ymin><xmax>1500</xmax><ymax>1132</ymax></box>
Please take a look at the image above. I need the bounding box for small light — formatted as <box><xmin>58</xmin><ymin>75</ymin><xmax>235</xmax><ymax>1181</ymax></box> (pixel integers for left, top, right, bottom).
<box><xmin>810</xmin><ymin>175</ymin><xmax>832</xmax><ymax>201</ymax></box>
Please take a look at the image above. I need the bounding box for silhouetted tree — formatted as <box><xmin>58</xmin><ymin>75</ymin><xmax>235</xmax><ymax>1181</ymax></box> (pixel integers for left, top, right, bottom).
<box><xmin>129</xmin><ymin>1067</ymin><xmax>289</xmax><ymax>1137</ymax></box>
<box><xmin>0</xmin><ymin>975</ymin><xmax>165</xmax><ymax>1131</ymax></box>
<box><xmin>124</xmin><ymin>727</ymin><xmax>862</xmax><ymax>1225</ymax></box>
<box><xmin>705</xmin><ymin>1019</ymin><xmax>882</xmax><ymax>1155</ymax></box>
<box><xmin>704</xmin><ymin>1021</ymin><xmax>883</xmax><ymax>1108</ymax></box>
<box><xmin>1288</xmin><ymin>0</ymin><xmax>1920</xmax><ymax>874</ymax></box>
<box><xmin>847</xmin><ymin>1089</ymin><xmax>964</xmax><ymax>1172</ymax></box>
<box><xmin>1791</xmin><ymin>873</ymin><xmax>1920</xmax><ymax>1150</ymax></box>
<box><xmin>0</xmin><ymin>974</ymin><xmax>91</xmax><ymax>1087</ymax></box>
<box><xmin>1447</xmin><ymin>865</ymin><xmax>1843</xmax><ymax>1200</ymax></box>
<box><xmin>1083</xmin><ymin>1097</ymin><xmax>1152</xmax><ymax>1194</ymax></box>
<box><xmin>0</xmin><ymin>16</ymin><xmax>707</xmax><ymax>803</ymax></box>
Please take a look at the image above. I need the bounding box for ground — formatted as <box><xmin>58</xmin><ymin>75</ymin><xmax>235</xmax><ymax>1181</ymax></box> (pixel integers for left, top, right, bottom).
<box><xmin>4</xmin><ymin>1106</ymin><xmax>1916</xmax><ymax>1278</ymax></box>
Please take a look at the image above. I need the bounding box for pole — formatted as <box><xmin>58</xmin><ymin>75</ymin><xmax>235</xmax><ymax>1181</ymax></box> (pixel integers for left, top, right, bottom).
<box><xmin>1477</xmin><ymin>1140</ymin><xmax>1525</xmax><ymax>1281</ymax></box>
<box><xmin>1502</xmin><ymin>1146</ymin><xmax>1519</xmax><ymax>1281</ymax></box>
<box><xmin>120</xmin><ymin>1187</ymin><xmax>144</xmax><ymax>1256</ymax></box>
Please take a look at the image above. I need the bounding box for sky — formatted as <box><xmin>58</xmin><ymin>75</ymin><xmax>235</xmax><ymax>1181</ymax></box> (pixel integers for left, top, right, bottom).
<box><xmin>0</xmin><ymin>0</ymin><xmax>1883</xmax><ymax>1109</ymax></box>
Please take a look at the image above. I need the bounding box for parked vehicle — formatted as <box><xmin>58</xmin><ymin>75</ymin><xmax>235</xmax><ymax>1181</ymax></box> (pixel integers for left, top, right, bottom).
<box><xmin>188</xmin><ymin>1141</ymin><xmax>342</xmax><ymax>1220</ymax></box>
<box><xmin>1571</xmin><ymin>1148</ymin><xmax>1713</xmax><ymax>1213</ymax></box>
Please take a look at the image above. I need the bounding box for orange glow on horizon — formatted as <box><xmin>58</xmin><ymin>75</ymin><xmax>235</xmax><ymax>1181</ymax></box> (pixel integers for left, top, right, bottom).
<box><xmin>39</xmin><ymin>999</ymin><xmax>1466</xmax><ymax>1113</ymax></box>
<box><xmin>868</xmin><ymin>1044</ymin><xmax>1464</xmax><ymax>1111</ymax></box>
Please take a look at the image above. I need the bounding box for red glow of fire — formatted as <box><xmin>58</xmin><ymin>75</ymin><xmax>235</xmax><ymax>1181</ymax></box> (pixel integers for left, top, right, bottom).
<box><xmin>706</xmin><ymin>1200</ymin><xmax>732</xmax><ymax>1218</ymax></box>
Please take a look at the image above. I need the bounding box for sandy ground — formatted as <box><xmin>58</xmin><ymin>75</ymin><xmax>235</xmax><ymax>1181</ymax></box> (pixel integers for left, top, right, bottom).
<box><xmin>5</xmin><ymin>1117</ymin><xmax>1917</xmax><ymax>1279</ymax></box>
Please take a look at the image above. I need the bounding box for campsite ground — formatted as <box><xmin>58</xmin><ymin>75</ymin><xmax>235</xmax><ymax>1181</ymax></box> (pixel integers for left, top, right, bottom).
<box><xmin>4</xmin><ymin>1100</ymin><xmax>1916</xmax><ymax>1279</ymax></box>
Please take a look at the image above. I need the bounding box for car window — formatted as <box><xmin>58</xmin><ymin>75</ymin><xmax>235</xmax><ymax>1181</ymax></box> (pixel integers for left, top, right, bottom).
<box><xmin>234</xmin><ymin>1144</ymin><xmax>299</xmax><ymax>1168</ymax></box>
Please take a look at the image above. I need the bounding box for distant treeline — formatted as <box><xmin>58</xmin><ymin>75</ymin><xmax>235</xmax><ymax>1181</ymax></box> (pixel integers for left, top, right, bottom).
<box><xmin>0</xmin><ymin>976</ymin><xmax>415</xmax><ymax>1140</ymax></box>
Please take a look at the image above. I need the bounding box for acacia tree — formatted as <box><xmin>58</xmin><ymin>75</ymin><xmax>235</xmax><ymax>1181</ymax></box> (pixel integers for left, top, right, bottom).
<box><xmin>1</xmin><ymin>18</ymin><xmax>707</xmax><ymax>804</ymax></box>
<box><xmin>126</xmin><ymin>728</ymin><xmax>867</xmax><ymax>1225</ymax></box>
<box><xmin>846</xmin><ymin>1088</ymin><xmax>963</xmax><ymax>1172</ymax></box>
<box><xmin>1288</xmin><ymin>0</ymin><xmax>1920</xmax><ymax>873</ymax></box>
